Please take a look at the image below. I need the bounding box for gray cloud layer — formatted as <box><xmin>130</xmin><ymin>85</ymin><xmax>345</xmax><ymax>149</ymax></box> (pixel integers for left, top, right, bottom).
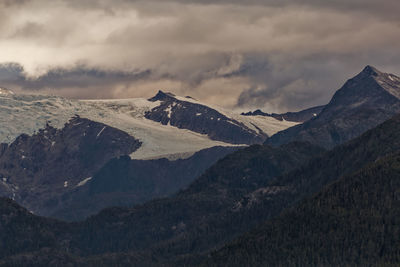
<box><xmin>0</xmin><ymin>0</ymin><xmax>399</xmax><ymax>111</ymax></box>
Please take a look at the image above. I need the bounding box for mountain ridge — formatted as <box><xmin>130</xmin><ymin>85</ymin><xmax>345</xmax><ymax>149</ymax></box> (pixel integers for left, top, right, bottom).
<box><xmin>146</xmin><ymin>90</ymin><xmax>268</xmax><ymax>144</ymax></box>
<box><xmin>266</xmin><ymin>65</ymin><xmax>400</xmax><ymax>148</ymax></box>
<box><xmin>241</xmin><ymin>105</ymin><xmax>325</xmax><ymax>122</ymax></box>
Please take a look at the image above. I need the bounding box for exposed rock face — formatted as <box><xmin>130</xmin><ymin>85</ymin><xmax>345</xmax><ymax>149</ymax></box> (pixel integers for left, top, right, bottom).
<box><xmin>266</xmin><ymin>66</ymin><xmax>400</xmax><ymax>148</ymax></box>
<box><xmin>145</xmin><ymin>91</ymin><xmax>267</xmax><ymax>144</ymax></box>
<box><xmin>242</xmin><ymin>105</ymin><xmax>325</xmax><ymax>123</ymax></box>
<box><xmin>0</xmin><ymin>116</ymin><xmax>141</xmax><ymax>217</ymax></box>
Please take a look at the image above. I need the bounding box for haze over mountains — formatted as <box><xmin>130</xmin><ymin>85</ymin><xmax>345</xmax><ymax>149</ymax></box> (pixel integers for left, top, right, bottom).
<box><xmin>1</xmin><ymin>65</ymin><xmax>400</xmax><ymax>266</ymax></box>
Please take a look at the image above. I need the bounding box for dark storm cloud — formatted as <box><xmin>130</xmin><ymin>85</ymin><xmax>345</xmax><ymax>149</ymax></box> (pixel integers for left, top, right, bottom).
<box><xmin>0</xmin><ymin>0</ymin><xmax>399</xmax><ymax>111</ymax></box>
<box><xmin>0</xmin><ymin>63</ymin><xmax>152</xmax><ymax>99</ymax></box>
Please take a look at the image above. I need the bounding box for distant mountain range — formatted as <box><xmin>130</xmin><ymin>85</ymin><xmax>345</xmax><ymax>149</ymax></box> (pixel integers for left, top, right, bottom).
<box><xmin>242</xmin><ymin>105</ymin><xmax>325</xmax><ymax>122</ymax></box>
<box><xmin>1</xmin><ymin>65</ymin><xmax>400</xmax><ymax>266</ymax></box>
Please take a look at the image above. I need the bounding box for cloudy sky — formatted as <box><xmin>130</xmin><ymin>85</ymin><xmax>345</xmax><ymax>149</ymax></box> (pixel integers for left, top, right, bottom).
<box><xmin>0</xmin><ymin>0</ymin><xmax>399</xmax><ymax>112</ymax></box>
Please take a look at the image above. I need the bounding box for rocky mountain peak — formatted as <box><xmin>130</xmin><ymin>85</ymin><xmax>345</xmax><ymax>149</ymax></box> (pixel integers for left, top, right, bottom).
<box><xmin>328</xmin><ymin>66</ymin><xmax>400</xmax><ymax>106</ymax></box>
<box><xmin>266</xmin><ymin>65</ymin><xmax>400</xmax><ymax>149</ymax></box>
<box><xmin>352</xmin><ymin>65</ymin><xmax>400</xmax><ymax>87</ymax></box>
<box><xmin>360</xmin><ymin>65</ymin><xmax>381</xmax><ymax>76</ymax></box>
<box><xmin>148</xmin><ymin>90</ymin><xmax>176</xmax><ymax>102</ymax></box>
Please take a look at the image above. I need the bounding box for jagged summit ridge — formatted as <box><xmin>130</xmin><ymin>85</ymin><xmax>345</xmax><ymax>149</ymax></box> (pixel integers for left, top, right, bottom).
<box><xmin>148</xmin><ymin>90</ymin><xmax>176</xmax><ymax>102</ymax></box>
<box><xmin>361</xmin><ymin>65</ymin><xmax>381</xmax><ymax>76</ymax></box>
<box><xmin>349</xmin><ymin>65</ymin><xmax>400</xmax><ymax>97</ymax></box>
<box><xmin>148</xmin><ymin>90</ymin><xmax>197</xmax><ymax>102</ymax></box>
<box><xmin>329</xmin><ymin>65</ymin><xmax>400</xmax><ymax>107</ymax></box>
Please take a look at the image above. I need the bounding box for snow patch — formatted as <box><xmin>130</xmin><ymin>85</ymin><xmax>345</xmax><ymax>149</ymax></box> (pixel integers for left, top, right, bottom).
<box><xmin>96</xmin><ymin>126</ymin><xmax>106</xmax><ymax>138</ymax></box>
<box><xmin>165</xmin><ymin>105</ymin><xmax>173</xmax><ymax>119</ymax></box>
<box><xmin>77</xmin><ymin>177</ymin><xmax>92</xmax><ymax>187</ymax></box>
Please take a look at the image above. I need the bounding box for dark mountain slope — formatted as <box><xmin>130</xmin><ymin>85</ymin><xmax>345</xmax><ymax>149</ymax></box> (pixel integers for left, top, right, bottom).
<box><xmin>0</xmin><ymin>113</ymin><xmax>241</xmax><ymax>222</ymax></box>
<box><xmin>145</xmin><ymin>91</ymin><xmax>267</xmax><ymax>144</ymax></box>
<box><xmin>49</xmin><ymin>146</ymin><xmax>240</xmax><ymax>221</ymax></box>
<box><xmin>242</xmin><ymin>105</ymin><xmax>325</xmax><ymax>123</ymax></box>
<box><xmin>0</xmin><ymin>198</ymin><xmax>71</xmax><ymax>259</ymax></box>
<box><xmin>0</xmin><ymin>142</ymin><xmax>323</xmax><ymax>265</ymax></box>
<box><xmin>207</xmin><ymin>152</ymin><xmax>400</xmax><ymax>266</ymax></box>
<box><xmin>266</xmin><ymin>66</ymin><xmax>400</xmax><ymax>148</ymax></box>
<box><xmin>0</xmin><ymin>116</ymin><xmax>141</xmax><ymax>217</ymax></box>
<box><xmin>123</xmin><ymin>112</ymin><xmax>400</xmax><ymax>265</ymax></box>
<box><xmin>4</xmin><ymin>114</ymin><xmax>400</xmax><ymax>265</ymax></box>
<box><xmin>74</xmin><ymin>142</ymin><xmax>324</xmax><ymax>255</ymax></box>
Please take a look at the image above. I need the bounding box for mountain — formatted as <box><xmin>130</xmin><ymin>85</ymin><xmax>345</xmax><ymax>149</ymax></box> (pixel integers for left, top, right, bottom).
<box><xmin>0</xmin><ymin>116</ymin><xmax>141</xmax><ymax>217</ymax></box>
<box><xmin>0</xmin><ymin>115</ymin><xmax>240</xmax><ymax>221</ymax></box>
<box><xmin>69</xmin><ymin>113</ymin><xmax>400</xmax><ymax>261</ymax></box>
<box><xmin>46</xmin><ymin>146</ymin><xmax>240</xmax><ymax>221</ymax></box>
<box><xmin>207</xmin><ymin>152</ymin><xmax>400</xmax><ymax>266</ymax></box>
<box><xmin>145</xmin><ymin>90</ymin><xmax>297</xmax><ymax>144</ymax></box>
<box><xmin>0</xmin><ymin>142</ymin><xmax>324</xmax><ymax>264</ymax></box>
<box><xmin>2</xmin><ymin>67</ymin><xmax>400</xmax><ymax>265</ymax></box>
<box><xmin>0</xmin><ymin>91</ymin><xmax>296</xmax><ymax>160</ymax></box>
<box><xmin>242</xmin><ymin>105</ymin><xmax>325</xmax><ymax>123</ymax></box>
<box><xmin>2</xmin><ymin>113</ymin><xmax>400</xmax><ymax>265</ymax></box>
<box><xmin>0</xmin><ymin>93</ymin><xmax>232</xmax><ymax>160</ymax></box>
<box><xmin>266</xmin><ymin>66</ymin><xmax>400</xmax><ymax>148</ymax></box>
<box><xmin>0</xmin><ymin>90</ymin><xmax>296</xmax><ymax>220</ymax></box>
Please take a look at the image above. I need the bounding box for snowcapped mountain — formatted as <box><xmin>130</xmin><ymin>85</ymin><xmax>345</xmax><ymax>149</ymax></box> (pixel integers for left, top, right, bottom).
<box><xmin>145</xmin><ymin>90</ymin><xmax>297</xmax><ymax>144</ymax></box>
<box><xmin>0</xmin><ymin>90</ymin><xmax>297</xmax><ymax>160</ymax></box>
<box><xmin>266</xmin><ymin>65</ymin><xmax>400</xmax><ymax>148</ymax></box>
<box><xmin>0</xmin><ymin>90</ymin><xmax>296</xmax><ymax>220</ymax></box>
<box><xmin>0</xmin><ymin>116</ymin><xmax>238</xmax><ymax>219</ymax></box>
<box><xmin>0</xmin><ymin>117</ymin><xmax>142</xmax><ymax>214</ymax></box>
